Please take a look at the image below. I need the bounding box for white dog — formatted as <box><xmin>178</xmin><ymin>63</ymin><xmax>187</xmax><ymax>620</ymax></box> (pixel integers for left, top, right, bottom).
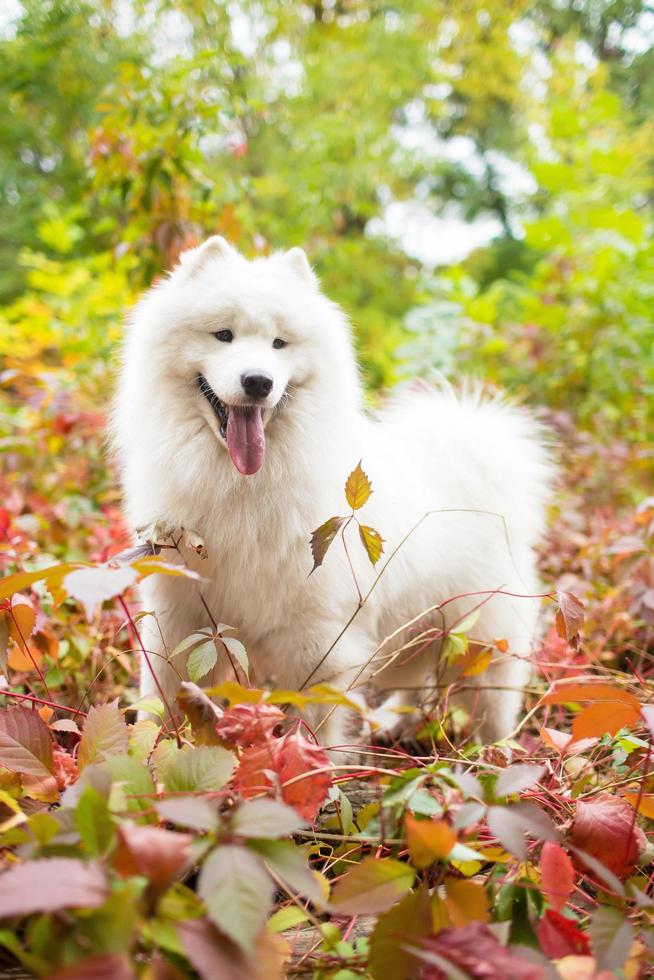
<box><xmin>114</xmin><ymin>236</ymin><xmax>552</xmax><ymax>749</ymax></box>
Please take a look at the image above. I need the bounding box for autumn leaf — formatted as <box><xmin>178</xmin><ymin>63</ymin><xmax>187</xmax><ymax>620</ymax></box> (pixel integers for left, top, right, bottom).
<box><xmin>309</xmin><ymin>515</ymin><xmax>347</xmax><ymax>572</ymax></box>
<box><xmin>540</xmin><ymin>842</ymin><xmax>575</xmax><ymax>910</ymax></box>
<box><xmin>345</xmin><ymin>461</ymin><xmax>372</xmax><ymax>510</ymax></box>
<box><xmin>368</xmin><ymin>884</ymin><xmax>432</xmax><ymax>980</ymax></box>
<box><xmin>571</xmin><ymin>791</ymin><xmax>646</xmax><ymax>879</ymax></box>
<box><xmin>330</xmin><ymin>856</ymin><xmax>415</xmax><ymax>915</ymax></box>
<box><xmin>406</xmin><ymin>922</ymin><xmax>546</xmax><ymax>979</ymax></box>
<box><xmin>623</xmin><ymin>792</ymin><xmax>654</xmax><ymax>819</ymax></box>
<box><xmin>444</xmin><ymin>877</ymin><xmax>490</xmax><ymax>926</ymax></box>
<box><xmin>114</xmin><ymin>822</ymin><xmax>193</xmax><ymax>895</ymax></box>
<box><xmin>235</xmin><ymin>730</ymin><xmax>331</xmax><ymax>822</ymax></box>
<box><xmin>495</xmin><ymin>763</ymin><xmax>545</xmax><ymax>797</ymax></box>
<box><xmin>537</xmin><ymin>909</ymin><xmax>590</xmax><ymax>958</ymax></box>
<box><xmin>77</xmin><ymin>701</ymin><xmax>129</xmax><ymax>770</ymax></box>
<box><xmin>405</xmin><ymin>813</ymin><xmax>456</xmax><ymax>867</ymax></box>
<box><xmin>177</xmin><ymin>681</ymin><xmax>224</xmax><ymax>745</ymax></box>
<box><xmin>555</xmin><ymin>590</ymin><xmax>585</xmax><ymax>646</ymax></box>
<box><xmin>0</xmin><ymin>706</ymin><xmax>54</xmax><ymax>779</ymax></box>
<box><xmin>539</xmin><ymin>679</ymin><xmax>640</xmax><ymax>708</ymax></box>
<box><xmin>63</xmin><ymin>565</ymin><xmax>139</xmax><ymax>620</ymax></box>
<box><xmin>570</xmin><ymin>700</ymin><xmax>640</xmax><ymax>741</ymax></box>
<box><xmin>0</xmin><ymin>858</ymin><xmax>108</xmax><ymax>916</ymax></box>
<box><xmin>215</xmin><ymin>703</ymin><xmax>285</xmax><ymax>747</ymax></box>
<box><xmin>359</xmin><ymin>524</ymin><xmax>384</xmax><ymax>565</ymax></box>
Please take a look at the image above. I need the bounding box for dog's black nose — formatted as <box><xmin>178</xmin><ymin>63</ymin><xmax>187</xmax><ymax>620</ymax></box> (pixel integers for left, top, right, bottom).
<box><xmin>241</xmin><ymin>371</ymin><xmax>273</xmax><ymax>400</ymax></box>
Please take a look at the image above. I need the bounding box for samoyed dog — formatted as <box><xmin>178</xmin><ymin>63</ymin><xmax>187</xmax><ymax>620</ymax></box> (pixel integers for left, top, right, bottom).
<box><xmin>114</xmin><ymin>236</ymin><xmax>552</xmax><ymax>750</ymax></box>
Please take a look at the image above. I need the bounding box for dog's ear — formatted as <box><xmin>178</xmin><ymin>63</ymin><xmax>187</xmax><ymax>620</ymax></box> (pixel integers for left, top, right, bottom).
<box><xmin>283</xmin><ymin>247</ymin><xmax>318</xmax><ymax>287</ymax></box>
<box><xmin>179</xmin><ymin>235</ymin><xmax>233</xmax><ymax>276</ymax></box>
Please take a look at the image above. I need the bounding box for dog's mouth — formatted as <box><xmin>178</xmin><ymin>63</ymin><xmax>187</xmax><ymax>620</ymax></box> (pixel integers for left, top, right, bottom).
<box><xmin>196</xmin><ymin>374</ymin><xmax>266</xmax><ymax>476</ymax></box>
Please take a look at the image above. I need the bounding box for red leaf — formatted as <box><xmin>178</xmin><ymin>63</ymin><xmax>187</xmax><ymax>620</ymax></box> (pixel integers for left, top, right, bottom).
<box><xmin>409</xmin><ymin>923</ymin><xmax>547</xmax><ymax>979</ymax></box>
<box><xmin>555</xmin><ymin>591</ymin><xmax>585</xmax><ymax>646</ymax></box>
<box><xmin>571</xmin><ymin>792</ymin><xmax>646</xmax><ymax>880</ymax></box>
<box><xmin>540</xmin><ymin>842</ymin><xmax>575</xmax><ymax>911</ymax></box>
<box><xmin>114</xmin><ymin>823</ymin><xmax>193</xmax><ymax>894</ymax></box>
<box><xmin>52</xmin><ymin>746</ymin><xmax>80</xmax><ymax>790</ymax></box>
<box><xmin>537</xmin><ymin>909</ymin><xmax>590</xmax><ymax>959</ymax></box>
<box><xmin>0</xmin><ymin>706</ymin><xmax>54</xmax><ymax>779</ymax></box>
<box><xmin>215</xmin><ymin>703</ymin><xmax>285</xmax><ymax>747</ymax></box>
<box><xmin>234</xmin><ymin>730</ymin><xmax>331</xmax><ymax>822</ymax></box>
<box><xmin>0</xmin><ymin>858</ymin><xmax>108</xmax><ymax>916</ymax></box>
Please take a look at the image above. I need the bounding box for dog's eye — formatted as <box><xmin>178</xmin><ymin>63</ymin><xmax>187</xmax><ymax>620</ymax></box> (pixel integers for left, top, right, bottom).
<box><xmin>272</xmin><ymin>338</ymin><xmax>287</xmax><ymax>349</ymax></box>
<box><xmin>214</xmin><ymin>329</ymin><xmax>233</xmax><ymax>343</ymax></box>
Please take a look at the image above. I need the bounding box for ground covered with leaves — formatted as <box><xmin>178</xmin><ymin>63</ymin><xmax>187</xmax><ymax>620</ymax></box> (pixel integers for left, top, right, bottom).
<box><xmin>0</xmin><ymin>362</ymin><xmax>653</xmax><ymax>980</ymax></box>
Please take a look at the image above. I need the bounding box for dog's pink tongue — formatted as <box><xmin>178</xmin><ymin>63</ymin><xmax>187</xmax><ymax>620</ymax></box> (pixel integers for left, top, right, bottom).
<box><xmin>226</xmin><ymin>406</ymin><xmax>265</xmax><ymax>475</ymax></box>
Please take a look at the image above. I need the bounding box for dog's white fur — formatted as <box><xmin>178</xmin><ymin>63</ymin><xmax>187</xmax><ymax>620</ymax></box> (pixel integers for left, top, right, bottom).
<box><xmin>114</xmin><ymin>236</ymin><xmax>553</xmax><ymax>748</ymax></box>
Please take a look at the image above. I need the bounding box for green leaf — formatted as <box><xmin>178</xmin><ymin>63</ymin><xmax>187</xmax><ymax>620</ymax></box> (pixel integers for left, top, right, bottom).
<box><xmin>310</xmin><ymin>515</ymin><xmax>347</xmax><ymax>572</ymax></box>
<box><xmin>345</xmin><ymin>462</ymin><xmax>372</xmax><ymax>510</ymax></box>
<box><xmin>156</xmin><ymin>797</ymin><xmax>220</xmax><ymax>832</ymax></box>
<box><xmin>369</xmin><ymin>884</ymin><xmax>432</xmax><ymax>980</ymax></box>
<box><xmin>103</xmin><ymin>754</ymin><xmax>156</xmax><ymax>816</ymax></box>
<box><xmin>358</xmin><ymin>524</ymin><xmax>384</xmax><ymax>565</ymax></box>
<box><xmin>74</xmin><ymin>786</ymin><xmax>115</xmax><ymax>856</ymax></box>
<box><xmin>247</xmin><ymin>839</ymin><xmax>325</xmax><ymax>906</ymax></box>
<box><xmin>330</xmin><ymin>857</ymin><xmax>415</xmax><ymax>915</ymax></box>
<box><xmin>221</xmin><ymin>636</ymin><xmax>249</xmax><ymax>679</ymax></box>
<box><xmin>163</xmin><ymin>745</ymin><xmax>236</xmax><ymax>793</ymax></box>
<box><xmin>267</xmin><ymin>906</ymin><xmax>310</xmax><ymax>934</ymax></box>
<box><xmin>78</xmin><ymin>701</ymin><xmax>129</xmax><ymax>771</ymax></box>
<box><xmin>169</xmin><ymin>630</ymin><xmax>213</xmax><ymax>662</ymax></box>
<box><xmin>198</xmin><ymin>844</ymin><xmax>274</xmax><ymax>953</ymax></box>
<box><xmin>231</xmin><ymin>799</ymin><xmax>303</xmax><ymax>838</ymax></box>
<box><xmin>187</xmin><ymin>640</ymin><xmax>218</xmax><ymax>682</ymax></box>
<box><xmin>590</xmin><ymin>907</ymin><xmax>634</xmax><ymax>973</ymax></box>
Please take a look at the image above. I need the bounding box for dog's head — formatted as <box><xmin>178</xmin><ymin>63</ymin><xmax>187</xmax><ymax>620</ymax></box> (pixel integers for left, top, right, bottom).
<box><xmin>139</xmin><ymin>236</ymin><xmax>355</xmax><ymax>476</ymax></box>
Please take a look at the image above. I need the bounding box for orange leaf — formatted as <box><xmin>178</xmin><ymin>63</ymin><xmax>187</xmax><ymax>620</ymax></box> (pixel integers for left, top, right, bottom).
<box><xmin>38</xmin><ymin>706</ymin><xmax>54</xmax><ymax>724</ymax></box>
<box><xmin>406</xmin><ymin>814</ymin><xmax>456</xmax><ymax>868</ymax></box>
<box><xmin>494</xmin><ymin>638</ymin><xmax>509</xmax><ymax>653</ymax></box>
<box><xmin>460</xmin><ymin>646</ymin><xmax>492</xmax><ymax>677</ymax></box>
<box><xmin>444</xmin><ymin>877</ymin><xmax>490</xmax><ymax>925</ymax></box>
<box><xmin>8</xmin><ymin>595</ymin><xmax>36</xmax><ymax>651</ymax></box>
<box><xmin>540</xmin><ymin>727</ymin><xmax>571</xmax><ymax>753</ymax></box>
<box><xmin>539</xmin><ymin>680</ymin><xmax>640</xmax><ymax>709</ymax></box>
<box><xmin>570</xmin><ymin>701</ymin><xmax>640</xmax><ymax>742</ymax></box>
<box><xmin>623</xmin><ymin>793</ymin><xmax>654</xmax><ymax>820</ymax></box>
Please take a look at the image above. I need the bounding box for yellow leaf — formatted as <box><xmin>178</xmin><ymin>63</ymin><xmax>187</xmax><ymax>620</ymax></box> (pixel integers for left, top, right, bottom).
<box><xmin>310</xmin><ymin>516</ymin><xmax>347</xmax><ymax>572</ymax></box>
<box><xmin>345</xmin><ymin>462</ymin><xmax>372</xmax><ymax>510</ymax></box>
<box><xmin>460</xmin><ymin>644</ymin><xmax>492</xmax><ymax>677</ymax></box>
<box><xmin>406</xmin><ymin>814</ymin><xmax>456</xmax><ymax>868</ymax></box>
<box><xmin>431</xmin><ymin>893</ymin><xmax>452</xmax><ymax>932</ymax></box>
<box><xmin>444</xmin><ymin>877</ymin><xmax>490</xmax><ymax>926</ymax></box>
<box><xmin>359</xmin><ymin>524</ymin><xmax>384</xmax><ymax>566</ymax></box>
